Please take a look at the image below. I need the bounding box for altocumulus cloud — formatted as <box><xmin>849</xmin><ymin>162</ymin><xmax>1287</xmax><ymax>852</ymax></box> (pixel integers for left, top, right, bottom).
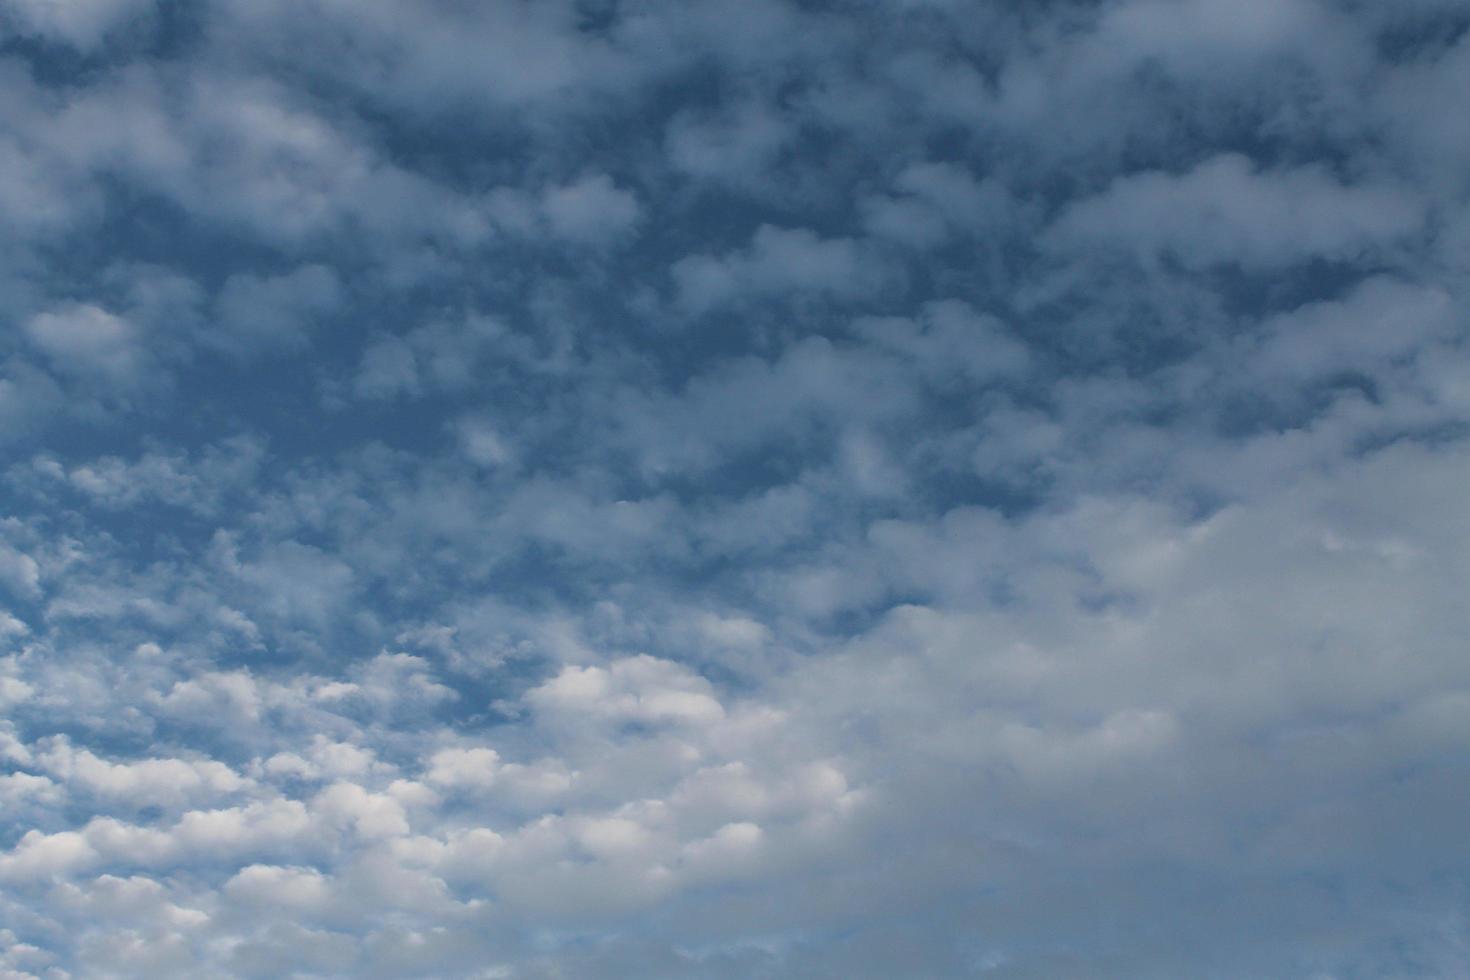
<box><xmin>1</xmin><ymin>1</ymin><xmax>1469</xmax><ymax>977</ymax></box>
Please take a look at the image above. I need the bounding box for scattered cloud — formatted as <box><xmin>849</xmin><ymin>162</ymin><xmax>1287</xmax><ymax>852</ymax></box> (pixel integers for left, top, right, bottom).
<box><xmin>1</xmin><ymin>2</ymin><xmax>1467</xmax><ymax>977</ymax></box>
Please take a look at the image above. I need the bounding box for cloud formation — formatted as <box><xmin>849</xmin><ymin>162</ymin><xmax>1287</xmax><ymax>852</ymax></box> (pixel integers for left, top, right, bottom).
<box><xmin>1</xmin><ymin>1</ymin><xmax>1469</xmax><ymax>976</ymax></box>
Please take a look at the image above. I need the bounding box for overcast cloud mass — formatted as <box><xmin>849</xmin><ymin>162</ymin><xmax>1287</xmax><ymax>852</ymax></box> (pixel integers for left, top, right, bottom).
<box><xmin>2</xmin><ymin>1</ymin><xmax>1470</xmax><ymax>976</ymax></box>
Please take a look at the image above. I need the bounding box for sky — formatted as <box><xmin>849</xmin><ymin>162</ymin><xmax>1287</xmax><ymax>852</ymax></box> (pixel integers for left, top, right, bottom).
<box><xmin>1</xmin><ymin>0</ymin><xmax>1469</xmax><ymax>977</ymax></box>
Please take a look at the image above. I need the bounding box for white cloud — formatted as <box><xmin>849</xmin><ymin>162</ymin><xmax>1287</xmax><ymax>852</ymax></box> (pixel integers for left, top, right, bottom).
<box><xmin>224</xmin><ymin>864</ymin><xmax>331</xmax><ymax>912</ymax></box>
<box><xmin>213</xmin><ymin>265</ymin><xmax>343</xmax><ymax>358</ymax></box>
<box><xmin>24</xmin><ymin>305</ymin><xmax>147</xmax><ymax>387</ymax></box>
<box><xmin>862</xmin><ymin>161</ymin><xmax>1013</xmax><ymax>248</ymax></box>
<box><xmin>1048</xmin><ymin>154</ymin><xmax>1424</xmax><ymax>270</ymax></box>
<box><xmin>424</xmin><ymin>747</ymin><xmax>500</xmax><ymax>791</ymax></box>
<box><xmin>672</xmin><ymin>225</ymin><xmax>894</xmax><ymax>314</ymax></box>
<box><xmin>311</xmin><ymin>783</ymin><xmax>410</xmax><ymax>840</ymax></box>
<box><xmin>541</xmin><ymin>174</ymin><xmax>643</xmax><ymax>247</ymax></box>
<box><xmin>528</xmin><ymin>656</ymin><xmax>726</xmax><ymax>728</ymax></box>
<box><xmin>351</xmin><ymin>334</ymin><xmax>419</xmax><ymax>401</ymax></box>
<box><xmin>0</xmin><ymin>830</ymin><xmax>97</xmax><ymax>883</ymax></box>
<box><xmin>0</xmin><ymin>543</ymin><xmax>40</xmax><ymax>601</ymax></box>
<box><xmin>36</xmin><ymin>738</ymin><xmax>250</xmax><ymax>808</ymax></box>
<box><xmin>666</xmin><ymin>100</ymin><xmax>791</xmax><ymax>184</ymax></box>
<box><xmin>1095</xmin><ymin>0</ymin><xmax>1341</xmax><ymax>69</ymax></box>
<box><xmin>0</xmin><ymin>772</ymin><xmax>58</xmax><ymax>808</ymax></box>
<box><xmin>0</xmin><ymin>0</ymin><xmax>152</xmax><ymax>51</ymax></box>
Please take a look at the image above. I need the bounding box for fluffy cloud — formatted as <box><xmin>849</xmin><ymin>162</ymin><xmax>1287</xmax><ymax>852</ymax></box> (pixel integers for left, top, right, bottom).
<box><xmin>526</xmin><ymin>655</ymin><xmax>726</xmax><ymax>728</ymax></box>
<box><xmin>1047</xmin><ymin>154</ymin><xmax>1425</xmax><ymax>270</ymax></box>
<box><xmin>24</xmin><ymin>305</ymin><xmax>149</xmax><ymax>388</ymax></box>
<box><xmin>0</xmin><ymin>0</ymin><xmax>153</xmax><ymax>51</ymax></box>
<box><xmin>540</xmin><ymin>175</ymin><xmax>643</xmax><ymax>247</ymax></box>
<box><xmin>212</xmin><ymin>265</ymin><xmax>343</xmax><ymax>357</ymax></box>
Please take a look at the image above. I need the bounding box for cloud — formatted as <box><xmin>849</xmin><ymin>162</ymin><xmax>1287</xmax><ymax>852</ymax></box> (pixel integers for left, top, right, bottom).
<box><xmin>0</xmin><ymin>0</ymin><xmax>153</xmax><ymax>51</ymax></box>
<box><xmin>1047</xmin><ymin>153</ymin><xmax>1424</xmax><ymax>270</ymax></box>
<box><xmin>424</xmin><ymin>747</ymin><xmax>500</xmax><ymax>791</ymax></box>
<box><xmin>1093</xmin><ymin>0</ymin><xmax>1345</xmax><ymax>71</ymax></box>
<box><xmin>672</xmin><ymin>225</ymin><xmax>896</xmax><ymax>314</ymax></box>
<box><xmin>0</xmin><ymin>542</ymin><xmax>40</xmax><ymax>601</ymax></box>
<box><xmin>24</xmin><ymin>305</ymin><xmax>147</xmax><ymax>387</ymax></box>
<box><xmin>224</xmin><ymin>863</ymin><xmax>331</xmax><ymax>912</ymax></box>
<box><xmin>541</xmin><ymin>175</ymin><xmax>643</xmax><ymax>247</ymax></box>
<box><xmin>348</xmin><ymin>315</ymin><xmax>511</xmax><ymax>402</ymax></box>
<box><xmin>527</xmin><ymin>655</ymin><xmax>726</xmax><ymax>728</ymax></box>
<box><xmin>861</xmin><ymin>162</ymin><xmax>1015</xmax><ymax>248</ymax></box>
<box><xmin>213</xmin><ymin>265</ymin><xmax>343</xmax><ymax>358</ymax></box>
<box><xmin>665</xmin><ymin>99</ymin><xmax>792</xmax><ymax>184</ymax></box>
<box><xmin>35</xmin><ymin>738</ymin><xmax>251</xmax><ymax>808</ymax></box>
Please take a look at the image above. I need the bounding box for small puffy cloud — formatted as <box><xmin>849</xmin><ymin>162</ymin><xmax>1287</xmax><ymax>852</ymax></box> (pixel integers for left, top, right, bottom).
<box><xmin>222</xmin><ymin>0</ymin><xmax>630</xmax><ymax>118</ymax></box>
<box><xmin>527</xmin><ymin>655</ymin><xmax>726</xmax><ymax>729</ymax></box>
<box><xmin>347</xmin><ymin>315</ymin><xmax>510</xmax><ymax>403</ymax></box>
<box><xmin>672</xmin><ymin>225</ymin><xmax>894</xmax><ymax>314</ymax></box>
<box><xmin>424</xmin><ymin>747</ymin><xmax>500</xmax><ymax>791</ymax></box>
<box><xmin>225</xmin><ymin>864</ymin><xmax>332</xmax><ymax>913</ymax></box>
<box><xmin>854</xmin><ymin>299</ymin><xmax>1031</xmax><ymax>387</ymax></box>
<box><xmin>152</xmin><ymin>670</ymin><xmax>264</xmax><ymax>725</ymax></box>
<box><xmin>216</xmin><ymin>536</ymin><xmax>355</xmax><ymax>630</ymax></box>
<box><xmin>0</xmin><ymin>542</ymin><xmax>40</xmax><ymax>600</ymax></box>
<box><xmin>0</xmin><ymin>361</ymin><xmax>68</xmax><ymax>445</ymax></box>
<box><xmin>51</xmin><ymin>874</ymin><xmax>208</xmax><ymax>932</ymax></box>
<box><xmin>1047</xmin><ymin>154</ymin><xmax>1424</xmax><ymax>270</ymax></box>
<box><xmin>212</xmin><ymin>265</ymin><xmax>343</xmax><ymax>358</ymax></box>
<box><xmin>0</xmin><ymin>830</ymin><xmax>98</xmax><ymax>883</ymax></box>
<box><xmin>311</xmin><ymin>783</ymin><xmax>410</xmax><ymax>839</ymax></box>
<box><xmin>454</xmin><ymin>416</ymin><xmax>515</xmax><ymax>468</ymax></box>
<box><xmin>0</xmin><ymin>0</ymin><xmax>153</xmax><ymax>51</ymax></box>
<box><xmin>861</xmin><ymin>161</ymin><xmax>1013</xmax><ymax>248</ymax></box>
<box><xmin>168</xmin><ymin>799</ymin><xmax>315</xmax><ymax>857</ymax></box>
<box><xmin>0</xmin><ymin>772</ymin><xmax>59</xmax><ymax>808</ymax></box>
<box><xmin>259</xmin><ymin>737</ymin><xmax>382</xmax><ymax>785</ymax></box>
<box><xmin>24</xmin><ymin>436</ymin><xmax>266</xmax><ymax>515</ymax></box>
<box><xmin>352</xmin><ymin>334</ymin><xmax>420</xmax><ymax>401</ymax></box>
<box><xmin>0</xmin><ymin>134</ymin><xmax>92</xmax><ymax>234</ymax></box>
<box><xmin>1250</xmin><ymin>276</ymin><xmax>1454</xmax><ymax>382</ymax></box>
<box><xmin>1095</xmin><ymin>0</ymin><xmax>1338</xmax><ymax>69</ymax></box>
<box><xmin>689</xmin><ymin>612</ymin><xmax>771</xmax><ymax>653</ymax></box>
<box><xmin>36</xmin><ymin>738</ymin><xmax>250</xmax><ymax>808</ymax></box>
<box><xmin>349</xmin><ymin>652</ymin><xmax>457</xmax><ymax>713</ymax></box>
<box><xmin>665</xmin><ymin>99</ymin><xmax>791</xmax><ymax>184</ymax></box>
<box><xmin>678</xmin><ymin>821</ymin><xmax>763</xmax><ymax>879</ymax></box>
<box><xmin>24</xmin><ymin>305</ymin><xmax>147</xmax><ymax>388</ymax></box>
<box><xmin>541</xmin><ymin>174</ymin><xmax>643</xmax><ymax>247</ymax></box>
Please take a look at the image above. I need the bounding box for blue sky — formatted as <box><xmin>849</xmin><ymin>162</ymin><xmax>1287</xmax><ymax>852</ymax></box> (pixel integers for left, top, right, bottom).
<box><xmin>2</xmin><ymin>1</ymin><xmax>1470</xmax><ymax>976</ymax></box>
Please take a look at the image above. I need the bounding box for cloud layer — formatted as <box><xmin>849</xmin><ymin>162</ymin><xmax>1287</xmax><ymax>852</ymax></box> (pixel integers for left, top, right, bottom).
<box><xmin>2</xmin><ymin>1</ymin><xmax>1469</xmax><ymax>976</ymax></box>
